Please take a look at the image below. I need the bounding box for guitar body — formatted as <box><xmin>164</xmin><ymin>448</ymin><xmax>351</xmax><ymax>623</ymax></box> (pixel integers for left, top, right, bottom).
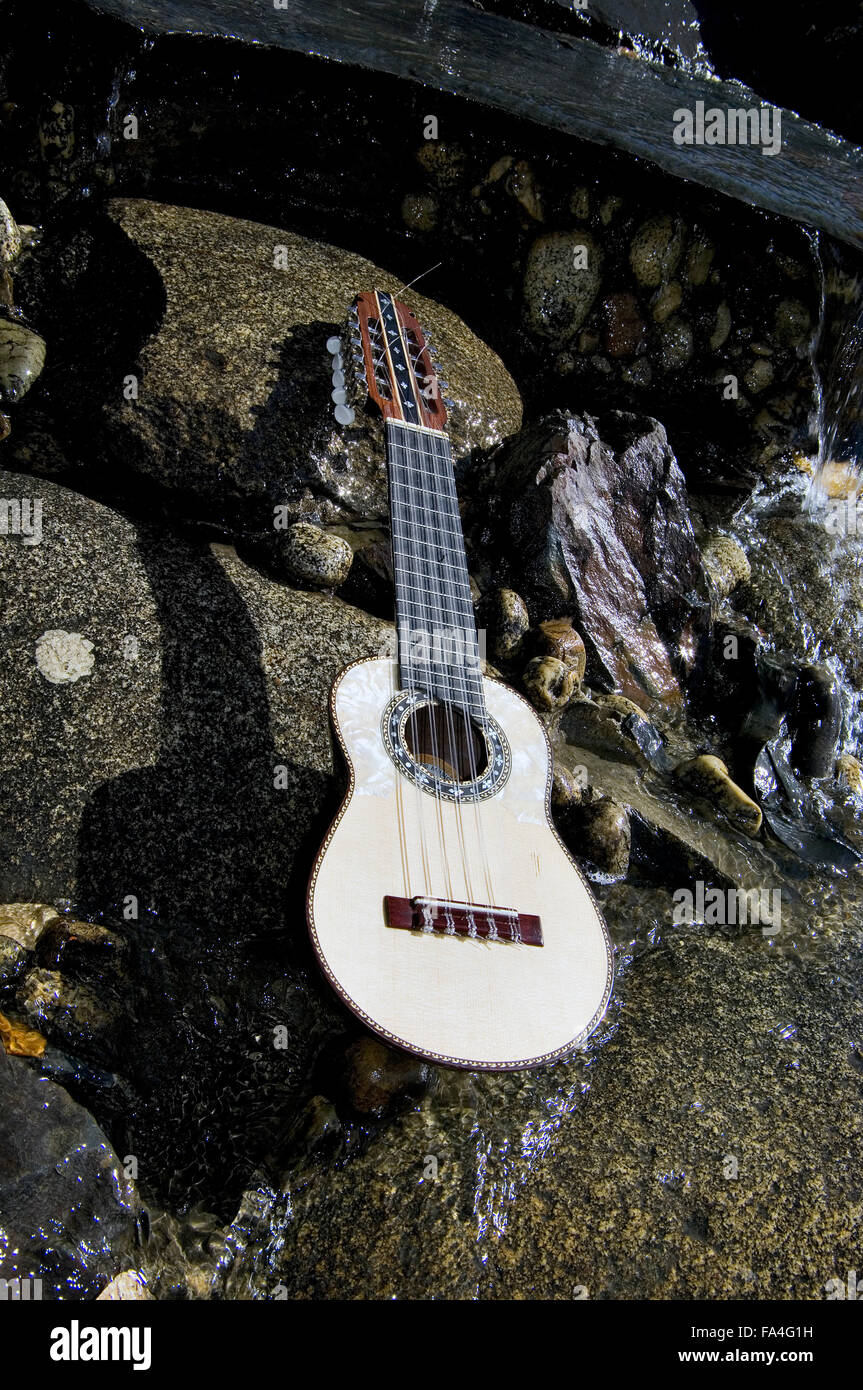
<box><xmin>308</xmin><ymin>658</ymin><xmax>614</xmax><ymax>1070</ymax></box>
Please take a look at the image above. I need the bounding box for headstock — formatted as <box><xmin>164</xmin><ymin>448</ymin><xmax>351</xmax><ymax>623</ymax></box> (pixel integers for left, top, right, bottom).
<box><xmin>329</xmin><ymin>290</ymin><xmax>449</xmax><ymax>432</ymax></box>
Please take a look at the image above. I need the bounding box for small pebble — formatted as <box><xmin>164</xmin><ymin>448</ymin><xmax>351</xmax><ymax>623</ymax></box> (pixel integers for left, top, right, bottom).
<box><xmin>674</xmin><ymin>754</ymin><xmax>762</xmax><ymax>836</ymax></box>
<box><xmin>278</xmin><ymin>522</ymin><xmax>353</xmax><ymax>589</ymax></box>
<box><xmin>536</xmin><ymin>618</ymin><xmax>586</xmax><ymax>683</ymax></box>
<box><xmin>701</xmin><ymin>534</ymin><xmax>751</xmax><ymax>598</ymax></box>
<box><xmin>523</xmin><ymin>655</ymin><xmax>579</xmax><ymax>712</ymax></box>
<box><xmin>490</xmin><ymin>588</ymin><xmax>530</xmax><ymax>665</ymax></box>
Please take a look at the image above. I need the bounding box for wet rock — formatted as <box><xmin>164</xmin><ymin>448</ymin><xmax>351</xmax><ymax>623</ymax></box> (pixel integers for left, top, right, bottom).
<box><xmin>0</xmin><ymin>1010</ymin><xmax>46</xmax><ymax>1057</ymax></box>
<box><xmin>14</xmin><ymin>199</ymin><xmax>520</xmax><ymax>531</ymax></box>
<box><xmin>38</xmin><ymin>100</ymin><xmax>75</xmax><ymax>162</ymax></box>
<box><xmin>701</xmin><ymin>533</ymin><xmax>751</xmax><ymax>598</ymax></box>
<box><xmin>0</xmin><ymin>902</ymin><xmax>59</xmax><ymax>949</ymax></box>
<box><xmin>17</xmin><ymin>967</ymin><xmax>120</xmax><ymax>1054</ymax></box>
<box><xmin>650</xmin><ymin>281</ymin><xmax>682</xmax><ymax>325</ymax></box>
<box><xmin>835</xmin><ymin>753</ymin><xmax>863</xmax><ymax>793</ymax></box>
<box><xmin>709</xmin><ymin>301</ymin><xmax>732</xmax><ymax>350</ymax></box>
<box><xmin>675</xmin><ymin>754</ymin><xmax>762</xmax><ymax>836</ymax></box>
<box><xmin>488</xmin><ymin>587</ymin><xmax>529</xmax><ymax>666</ymax></box>
<box><xmin>566</xmin><ymin>796</ymin><xmax>631</xmax><ymax>877</ymax></box>
<box><xmin>0</xmin><ymin>939</ymin><xmax>29</xmax><ymax>991</ymax></box>
<box><xmin>684</xmin><ymin>234</ymin><xmax>714</xmax><ymax>286</ymax></box>
<box><xmin>507</xmin><ymin>160</ymin><xmax>544</xmax><ymax>222</ymax></box>
<box><xmin>535</xmin><ymin>618</ymin><xmax>586</xmax><ymax>682</ymax></box>
<box><xmin>416</xmin><ymin>141</ymin><xmax>466</xmax><ymax>189</ymax></box>
<box><xmin>551</xmin><ymin>763</ymin><xmax>586</xmax><ymax>811</ymax></box>
<box><xmin>562</xmin><ymin>694</ymin><xmax>651</xmax><ymax>768</ymax></box>
<box><xmin>97</xmin><ymin>1270</ymin><xmax>153</xmax><ymax>1300</ymax></box>
<box><xmin>34</xmin><ymin>917</ymin><xmax>124</xmax><ymax>976</ymax></box>
<box><xmin>0</xmin><ymin>1053</ymin><xmax>137</xmax><ymax>1298</ymax></box>
<box><xmin>401</xmin><ymin>192</ymin><xmax>438</xmax><ymax>232</ymax></box>
<box><xmin>744</xmin><ymin>358</ymin><xmax>774</xmax><ymax>394</ymax></box>
<box><xmin>734</xmin><ymin>484</ymin><xmax>863</xmax><ymax>692</ymax></box>
<box><xmin>293</xmin><ymin>1094</ymin><xmax>343</xmax><ymax>1151</ymax></box>
<box><xmin>0</xmin><ymin>318</ymin><xmax>45</xmax><ymax>404</ymax></box>
<box><xmin>774</xmin><ymin>298</ymin><xmax>810</xmax><ymax>348</ymax></box>
<box><xmin>569</xmin><ymin>187</ymin><xmax>590</xmax><ymax>221</ymax></box>
<box><xmin>523</xmin><ymin>656</ymin><xmax>579</xmax><ymax>712</ymax></box>
<box><xmin>629</xmin><ymin>214</ymin><xmax>685</xmax><ymax>288</ymax></box>
<box><xmin>789</xmin><ymin>664</ymin><xmax>842</xmax><ymax>780</ymax></box>
<box><xmin>483</xmin><ymin>925</ymin><xmax>863</xmax><ymax>1298</ymax></box>
<box><xmin>523</xmin><ymin>231</ymin><xmax>603</xmax><ymax>341</ymax></box>
<box><xmin>0</xmin><ymin>196</ymin><xmax>22</xmax><ymax>265</ymax></box>
<box><xmin>657</xmin><ymin>315</ymin><xmax>693</xmax><ymax>373</ymax></box>
<box><xmin>0</xmin><ymin>469</ymin><xmax>392</xmax><ymax>921</ymax></box>
<box><xmin>276</xmin><ymin>522</ymin><xmax>353</xmax><ymax>590</ymax></box>
<box><xmin>343</xmin><ymin>1037</ymin><xmax>433</xmax><ymax>1118</ymax></box>
<box><xmin>602</xmin><ymin>292</ymin><xmax>646</xmax><ymax>358</ymax></box>
<box><xmin>620</xmin><ymin>358</ymin><xmax>652</xmax><ymax>388</ymax></box>
<box><xmin>488</xmin><ymin>411</ymin><xmax>702</xmax><ymax>708</ymax></box>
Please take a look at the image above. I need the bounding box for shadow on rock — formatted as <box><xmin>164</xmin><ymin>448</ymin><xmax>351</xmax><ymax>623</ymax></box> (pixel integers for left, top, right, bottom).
<box><xmin>74</xmin><ymin>529</ymin><xmax>348</xmax><ymax>1217</ymax></box>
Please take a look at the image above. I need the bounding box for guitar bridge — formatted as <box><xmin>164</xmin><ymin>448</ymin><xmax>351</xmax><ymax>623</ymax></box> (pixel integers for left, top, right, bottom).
<box><xmin>384</xmin><ymin>895</ymin><xmax>543</xmax><ymax>946</ymax></box>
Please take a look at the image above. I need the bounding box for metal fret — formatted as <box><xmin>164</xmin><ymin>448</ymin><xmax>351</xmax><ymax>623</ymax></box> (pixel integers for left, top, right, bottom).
<box><xmin>390</xmin><ymin>499</ymin><xmax>464</xmax><ymax>529</ymax></box>
<box><xmin>390</xmin><ymin>534</ymin><xmax>468</xmax><ymax>562</ymax></box>
<box><xmin>392</xmin><ymin>557</ymin><xmax>473</xmax><ymax>589</ymax></box>
<box><xmin>397</xmin><ymin>599</ymin><xmax>475</xmax><ymax>619</ymax></box>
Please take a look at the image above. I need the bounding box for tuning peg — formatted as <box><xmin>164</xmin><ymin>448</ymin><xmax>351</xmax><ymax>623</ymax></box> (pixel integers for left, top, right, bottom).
<box><xmin>331</xmin><ymin>387</ymin><xmax>347</xmax><ymax>405</ymax></box>
<box><xmin>334</xmin><ymin>403</ymin><xmax>355</xmax><ymax>426</ymax></box>
<box><xmin>331</xmin><ymin>368</ymin><xmax>345</xmax><ymax>389</ymax></box>
<box><xmin>437</xmin><ymin>378</ymin><xmax>450</xmax><ymax>393</ymax></box>
<box><xmin>326</xmin><ymin>336</ymin><xmax>342</xmax><ymax>356</ymax></box>
<box><xmin>331</xmin><ymin>353</ymin><xmax>343</xmax><ymax>371</ymax></box>
<box><xmin>442</xmin><ymin>397</ymin><xmax>455</xmax><ymax>410</ymax></box>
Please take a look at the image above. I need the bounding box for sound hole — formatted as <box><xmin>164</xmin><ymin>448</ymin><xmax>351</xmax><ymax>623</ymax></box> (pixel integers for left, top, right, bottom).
<box><xmin>404</xmin><ymin>704</ymin><xmax>488</xmax><ymax>783</ymax></box>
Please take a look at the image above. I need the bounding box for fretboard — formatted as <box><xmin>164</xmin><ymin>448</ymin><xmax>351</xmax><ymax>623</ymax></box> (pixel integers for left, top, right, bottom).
<box><xmin>387</xmin><ymin>420</ymin><xmax>485</xmax><ymax>721</ymax></box>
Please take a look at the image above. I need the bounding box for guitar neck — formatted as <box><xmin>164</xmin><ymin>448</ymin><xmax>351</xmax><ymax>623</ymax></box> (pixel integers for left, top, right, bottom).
<box><xmin>386</xmin><ymin>419</ymin><xmax>485</xmax><ymax>721</ymax></box>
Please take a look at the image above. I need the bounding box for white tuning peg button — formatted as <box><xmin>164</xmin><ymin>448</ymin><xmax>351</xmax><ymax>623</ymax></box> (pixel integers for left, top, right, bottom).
<box><xmin>331</xmin><ymin>369</ymin><xmax>345</xmax><ymax>389</ymax></box>
<box><xmin>326</xmin><ymin>336</ymin><xmax>342</xmax><ymax>355</ymax></box>
<box><xmin>332</xmin><ymin>354</ymin><xmax>343</xmax><ymax>371</ymax></box>
<box><xmin>331</xmin><ymin>387</ymin><xmax>347</xmax><ymax>404</ymax></box>
<box><xmin>334</xmin><ymin>403</ymin><xmax>355</xmax><ymax>426</ymax></box>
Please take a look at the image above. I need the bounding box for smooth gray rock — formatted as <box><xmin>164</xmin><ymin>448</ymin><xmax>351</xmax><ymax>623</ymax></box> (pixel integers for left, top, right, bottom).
<box><xmin>0</xmin><ymin>468</ymin><xmax>393</xmax><ymax>923</ymax></box>
<box><xmin>15</xmin><ymin>199</ymin><xmax>520</xmax><ymax>534</ymax></box>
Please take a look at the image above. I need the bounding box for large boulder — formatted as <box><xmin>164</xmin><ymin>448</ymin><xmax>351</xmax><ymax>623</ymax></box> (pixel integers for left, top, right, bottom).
<box><xmin>0</xmin><ymin>1052</ymin><xmax>138</xmax><ymax>1299</ymax></box>
<box><xmin>218</xmin><ymin>891</ymin><xmax>863</xmax><ymax>1300</ymax></box>
<box><xmin>0</xmin><ymin>468</ymin><xmax>392</xmax><ymax>918</ymax></box>
<box><xmin>13</xmin><ymin>199</ymin><xmax>522</xmax><ymax>533</ymax></box>
<box><xmin>483</xmin><ymin>922</ymin><xmax>863</xmax><ymax>1298</ymax></box>
<box><xmin>483</xmin><ymin>411</ymin><xmax>703</xmax><ymax>707</ymax></box>
<box><xmin>0</xmin><ymin>466</ymin><xmax>398</xmax><ymax>1213</ymax></box>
